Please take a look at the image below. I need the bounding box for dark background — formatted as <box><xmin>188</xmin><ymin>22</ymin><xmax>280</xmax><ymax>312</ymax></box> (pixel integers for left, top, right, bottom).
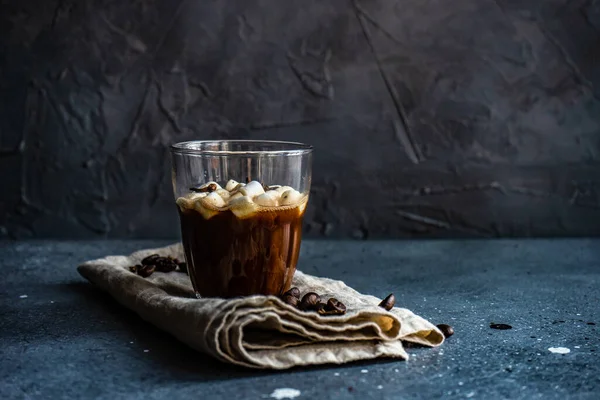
<box><xmin>1</xmin><ymin>0</ymin><xmax>599</xmax><ymax>239</ymax></box>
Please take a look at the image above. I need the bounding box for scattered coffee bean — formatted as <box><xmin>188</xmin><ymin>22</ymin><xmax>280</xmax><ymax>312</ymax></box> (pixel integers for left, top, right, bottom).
<box><xmin>141</xmin><ymin>254</ymin><xmax>160</xmax><ymax>266</ymax></box>
<box><xmin>138</xmin><ymin>265</ymin><xmax>156</xmax><ymax>278</ymax></box>
<box><xmin>437</xmin><ymin>324</ymin><xmax>454</xmax><ymax>338</ymax></box>
<box><xmin>318</xmin><ymin>304</ymin><xmax>345</xmax><ymax>316</ymax></box>
<box><xmin>490</xmin><ymin>323</ymin><xmax>512</xmax><ymax>330</ymax></box>
<box><xmin>320</xmin><ymin>298</ymin><xmax>346</xmax><ymax>316</ymax></box>
<box><xmin>178</xmin><ymin>262</ymin><xmax>188</xmax><ymax>273</ymax></box>
<box><xmin>299</xmin><ymin>292</ymin><xmax>321</xmax><ymax>311</ymax></box>
<box><xmin>378</xmin><ymin>293</ymin><xmax>395</xmax><ymax>311</ymax></box>
<box><xmin>279</xmin><ymin>290</ymin><xmax>349</xmax><ymax>315</ymax></box>
<box><xmin>156</xmin><ymin>262</ymin><xmax>177</xmax><ymax>273</ymax></box>
<box><xmin>154</xmin><ymin>257</ymin><xmax>178</xmax><ymax>272</ymax></box>
<box><xmin>139</xmin><ymin>254</ymin><xmax>180</xmax><ymax>273</ymax></box>
<box><xmin>315</xmin><ymin>302</ymin><xmax>327</xmax><ymax>314</ymax></box>
<box><xmin>281</xmin><ymin>294</ymin><xmax>300</xmax><ymax>307</ymax></box>
<box><xmin>284</xmin><ymin>287</ymin><xmax>301</xmax><ymax>299</ymax></box>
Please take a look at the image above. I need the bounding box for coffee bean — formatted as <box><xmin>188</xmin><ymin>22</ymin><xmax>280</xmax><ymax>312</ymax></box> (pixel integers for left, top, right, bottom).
<box><xmin>378</xmin><ymin>293</ymin><xmax>395</xmax><ymax>311</ymax></box>
<box><xmin>128</xmin><ymin>265</ymin><xmax>140</xmax><ymax>273</ymax></box>
<box><xmin>154</xmin><ymin>257</ymin><xmax>178</xmax><ymax>272</ymax></box>
<box><xmin>284</xmin><ymin>287</ymin><xmax>301</xmax><ymax>299</ymax></box>
<box><xmin>138</xmin><ymin>265</ymin><xmax>156</xmax><ymax>278</ymax></box>
<box><xmin>281</xmin><ymin>294</ymin><xmax>299</xmax><ymax>307</ymax></box>
<box><xmin>299</xmin><ymin>292</ymin><xmax>321</xmax><ymax>311</ymax></box>
<box><xmin>436</xmin><ymin>324</ymin><xmax>454</xmax><ymax>338</ymax></box>
<box><xmin>140</xmin><ymin>254</ymin><xmax>179</xmax><ymax>273</ymax></box>
<box><xmin>318</xmin><ymin>303</ymin><xmax>346</xmax><ymax>316</ymax></box>
<box><xmin>156</xmin><ymin>262</ymin><xmax>177</xmax><ymax>273</ymax></box>
<box><xmin>322</xmin><ymin>298</ymin><xmax>346</xmax><ymax>315</ymax></box>
<box><xmin>315</xmin><ymin>302</ymin><xmax>327</xmax><ymax>314</ymax></box>
<box><xmin>490</xmin><ymin>323</ymin><xmax>512</xmax><ymax>330</ymax></box>
<box><xmin>141</xmin><ymin>254</ymin><xmax>160</xmax><ymax>266</ymax></box>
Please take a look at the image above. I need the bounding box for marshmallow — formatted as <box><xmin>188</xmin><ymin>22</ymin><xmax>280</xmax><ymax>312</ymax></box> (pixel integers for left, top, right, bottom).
<box><xmin>201</xmin><ymin>192</ymin><xmax>226</xmax><ymax>208</ymax></box>
<box><xmin>189</xmin><ymin>192</ymin><xmax>208</xmax><ymax>200</ymax></box>
<box><xmin>280</xmin><ymin>189</ymin><xmax>304</xmax><ymax>206</ymax></box>
<box><xmin>225</xmin><ymin>179</ymin><xmax>239</xmax><ymax>191</ymax></box>
<box><xmin>265</xmin><ymin>190</ymin><xmax>281</xmax><ymax>200</ymax></box>
<box><xmin>229</xmin><ymin>195</ymin><xmax>259</xmax><ymax>219</ymax></box>
<box><xmin>216</xmin><ymin>188</ymin><xmax>230</xmax><ymax>200</ymax></box>
<box><xmin>181</xmin><ymin>192</ymin><xmax>207</xmax><ymax>203</ymax></box>
<box><xmin>176</xmin><ymin>192</ymin><xmax>207</xmax><ymax>210</ymax></box>
<box><xmin>178</xmin><ymin>178</ymin><xmax>307</xmax><ymax>219</ymax></box>
<box><xmin>175</xmin><ymin>197</ymin><xmax>189</xmax><ymax>210</ymax></box>
<box><xmin>229</xmin><ymin>191</ymin><xmax>244</xmax><ymax>201</ymax></box>
<box><xmin>275</xmin><ymin>186</ymin><xmax>294</xmax><ymax>194</ymax></box>
<box><xmin>239</xmin><ymin>180</ymin><xmax>265</xmax><ymax>198</ymax></box>
<box><xmin>254</xmin><ymin>192</ymin><xmax>278</xmax><ymax>207</ymax></box>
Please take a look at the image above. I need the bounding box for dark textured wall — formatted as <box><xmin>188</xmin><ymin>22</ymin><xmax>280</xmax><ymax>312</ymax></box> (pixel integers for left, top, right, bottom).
<box><xmin>1</xmin><ymin>0</ymin><xmax>600</xmax><ymax>239</ymax></box>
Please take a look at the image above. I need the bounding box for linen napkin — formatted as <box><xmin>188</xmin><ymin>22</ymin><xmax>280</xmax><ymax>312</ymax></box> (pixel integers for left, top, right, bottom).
<box><xmin>77</xmin><ymin>243</ymin><xmax>444</xmax><ymax>369</ymax></box>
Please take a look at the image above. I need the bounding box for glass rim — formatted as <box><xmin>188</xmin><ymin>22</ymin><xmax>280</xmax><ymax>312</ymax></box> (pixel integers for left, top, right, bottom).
<box><xmin>170</xmin><ymin>140</ymin><xmax>313</xmax><ymax>156</ymax></box>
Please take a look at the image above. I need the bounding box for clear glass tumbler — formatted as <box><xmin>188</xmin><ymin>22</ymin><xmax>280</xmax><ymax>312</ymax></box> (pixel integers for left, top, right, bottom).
<box><xmin>170</xmin><ymin>140</ymin><xmax>313</xmax><ymax>298</ymax></box>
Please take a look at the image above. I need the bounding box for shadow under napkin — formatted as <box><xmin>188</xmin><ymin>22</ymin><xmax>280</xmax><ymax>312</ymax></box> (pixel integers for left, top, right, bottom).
<box><xmin>76</xmin><ymin>243</ymin><xmax>444</xmax><ymax>369</ymax></box>
<box><xmin>64</xmin><ymin>282</ymin><xmax>267</xmax><ymax>380</ymax></box>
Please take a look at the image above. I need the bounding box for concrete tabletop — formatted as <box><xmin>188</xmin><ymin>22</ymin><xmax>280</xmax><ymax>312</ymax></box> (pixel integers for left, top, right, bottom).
<box><xmin>1</xmin><ymin>239</ymin><xmax>599</xmax><ymax>399</ymax></box>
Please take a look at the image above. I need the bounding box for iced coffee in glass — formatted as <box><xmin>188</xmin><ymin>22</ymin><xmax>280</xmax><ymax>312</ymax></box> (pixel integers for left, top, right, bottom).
<box><xmin>170</xmin><ymin>140</ymin><xmax>312</xmax><ymax>298</ymax></box>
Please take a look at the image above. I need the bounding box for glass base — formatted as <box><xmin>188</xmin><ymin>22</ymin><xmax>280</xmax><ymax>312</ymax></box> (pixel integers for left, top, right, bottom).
<box><xmin>195</xmin><ymin>292</ymin><xmax>202</xmax><ymax>299</ymax></box>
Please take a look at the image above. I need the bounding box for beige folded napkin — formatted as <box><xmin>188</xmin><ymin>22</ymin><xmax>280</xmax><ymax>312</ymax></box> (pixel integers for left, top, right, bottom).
<box><xmin>77</xmin><ymin>243</ymin><xmax>444</xmax><ymax>369</ymax></box>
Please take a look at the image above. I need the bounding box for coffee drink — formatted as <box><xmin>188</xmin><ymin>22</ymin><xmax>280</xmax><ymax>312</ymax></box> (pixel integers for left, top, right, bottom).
<box><xmin>176</xmin><ymin>179</ymin><xmax>308</xmax><ymax>298</ymax></box>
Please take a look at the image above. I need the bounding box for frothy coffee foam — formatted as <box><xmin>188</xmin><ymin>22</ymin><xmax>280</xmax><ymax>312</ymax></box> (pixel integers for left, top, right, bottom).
<box><xmin>176</xmin><ymin>179</ymin><xmax>308</xmax><ymax>219</ymax></box>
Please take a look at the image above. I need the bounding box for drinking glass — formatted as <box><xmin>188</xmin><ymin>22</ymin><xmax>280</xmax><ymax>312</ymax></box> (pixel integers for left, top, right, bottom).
<box><xmin>171</xmin><ymin>140</ymin><xmax>313</xmax><ymax>298</ymax></box>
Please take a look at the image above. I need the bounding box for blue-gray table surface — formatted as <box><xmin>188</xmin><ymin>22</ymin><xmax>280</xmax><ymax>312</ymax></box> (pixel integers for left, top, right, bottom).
<box><xmin>1</xmin><ymin>239</ymin><xmax>599</xmax><ymax>400</ymax></box>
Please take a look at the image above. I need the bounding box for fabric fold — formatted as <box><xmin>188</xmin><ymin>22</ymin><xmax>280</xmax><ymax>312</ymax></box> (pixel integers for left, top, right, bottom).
<box><xmin>77</xmin><ymin>243</ymin><xmax>443</xmax><ymax>369</ymax></box>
